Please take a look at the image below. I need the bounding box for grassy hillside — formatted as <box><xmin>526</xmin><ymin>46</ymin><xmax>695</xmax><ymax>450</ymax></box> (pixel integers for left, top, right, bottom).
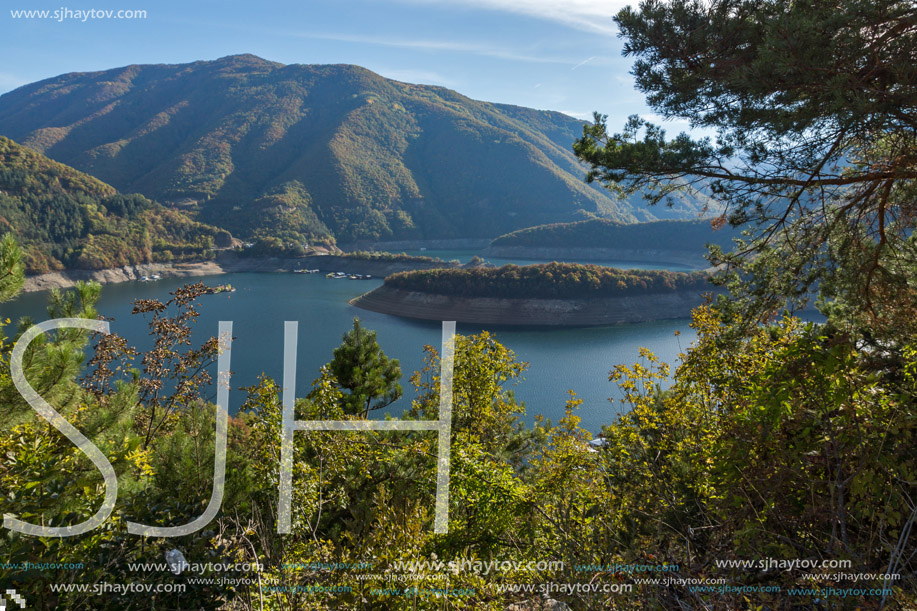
<box><xmin>384</xmin><ymin>262</ymin><xmax>709</xmax><ymax>299</ymax></box>
<box><xmin>491</xmin><ymin>218</ymin><xmax>739</xmax><ymax>252</ymax></box>
<box><xmin>0</xmin><ymin>55</ymin><xmax>714</xmax><ymax>245</ymax></box>
<box><xmin>0</xmin><ymin>136</ymin><xmax>222</xmax><ymax>273</ymax></box>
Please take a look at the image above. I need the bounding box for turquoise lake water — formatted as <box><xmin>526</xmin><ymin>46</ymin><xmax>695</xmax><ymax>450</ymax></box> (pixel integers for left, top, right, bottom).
<box><xmin>4</xmin><ymin>256</ymin><xmax>699</xmax><ymax>434</ymax></box>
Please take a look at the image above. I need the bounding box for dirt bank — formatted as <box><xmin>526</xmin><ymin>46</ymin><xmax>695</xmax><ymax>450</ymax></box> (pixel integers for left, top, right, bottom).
<box><xmin>350</xmin><ymin>285</ymin><xmax>719</xmax><ymax>326</ymax></box>
<box><xmin>22</xmin><ymin>254</ymin><xmax>462</xmax><ymax>293</ymax></box>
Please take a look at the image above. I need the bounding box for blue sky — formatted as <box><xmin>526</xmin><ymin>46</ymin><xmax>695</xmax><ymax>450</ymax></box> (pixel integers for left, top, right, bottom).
<box><xmin>1</xmin><ymin>0</ymin><xmax>686</xmax><ymax>131</ymax></box>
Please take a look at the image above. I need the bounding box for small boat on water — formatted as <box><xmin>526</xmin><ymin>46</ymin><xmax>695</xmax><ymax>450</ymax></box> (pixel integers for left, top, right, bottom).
<box><xmin>206</xmin><ymin>284</ymin><xmax>236</xmax><ymax>294</ymax></box>
<box><xmin>294</xmin><ymin>269</ymin><xmax>320</xmax><ymax>274</ymax></box>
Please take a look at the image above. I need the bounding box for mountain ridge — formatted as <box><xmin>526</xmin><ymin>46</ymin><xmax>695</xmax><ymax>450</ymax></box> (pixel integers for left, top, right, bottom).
<box><xmin>0</xmin><ymin>55</ymin><xmax>713</xmax><ymax>244</ymax></box>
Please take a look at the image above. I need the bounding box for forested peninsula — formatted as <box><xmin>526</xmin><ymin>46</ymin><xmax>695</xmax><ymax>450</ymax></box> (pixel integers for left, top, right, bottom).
<box><xmin>352</xmin><ymin>262</ymin><xmax>717</xmax><ymax>325</ymax></box>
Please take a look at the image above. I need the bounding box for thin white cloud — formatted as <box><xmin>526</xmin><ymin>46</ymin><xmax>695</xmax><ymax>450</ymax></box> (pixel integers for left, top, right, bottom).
<box><xmin>395</xmin><ymin>0</ymin><xmax>629</xmax><ymax>35</ymax></box>
<box><xmin>294</xmin><ymin>31</ymin><xmax>573</xmax><ymax>65</ymax></box>
<box><xmin>571</xmin><ymin>56</ymin><xmax>596</xmax><ymax>70</ymax></box>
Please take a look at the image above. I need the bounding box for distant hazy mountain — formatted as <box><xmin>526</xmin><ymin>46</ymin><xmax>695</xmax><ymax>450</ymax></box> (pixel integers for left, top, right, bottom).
<box><xmin>491</xmin><ymin>219</ymin><xmax>739</xmax><ymax>253</ymax></box>
<box><xmin>0</xmin><ymin>136</ymin><xmax>221</xmax><ymax>273</ymax></box>
<box><xmin>0</xmin><ymin>55</ymin><xmax>712</xmax><ymax>244</ymax></box>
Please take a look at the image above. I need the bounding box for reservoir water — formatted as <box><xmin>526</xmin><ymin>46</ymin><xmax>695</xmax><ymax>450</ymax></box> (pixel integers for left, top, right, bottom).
<box><xmin>4</xmin><ymin>258</ymin><xmax>699</xmax><ymax>434</ymax></box>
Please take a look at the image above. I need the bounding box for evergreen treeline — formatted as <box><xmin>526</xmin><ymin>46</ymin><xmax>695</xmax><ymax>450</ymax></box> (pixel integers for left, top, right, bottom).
<box><xmin>384</xmin><ymin>261</ymin><xmax>709</xmax><ymax>299</ymax></box>
<box><xmin>342</xmin><ymin>250</ymin><xmax>443</xmax><ymax>263</ymax></box>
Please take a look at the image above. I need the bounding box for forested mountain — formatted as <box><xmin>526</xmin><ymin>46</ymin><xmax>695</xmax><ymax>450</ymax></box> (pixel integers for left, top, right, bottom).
<box><xmin>0</xmin><ymin>55</ymin><xmax>712</xmax><ymax>244</ymax></box>
<box><xmin>0</xmin><ymin>136</ymin><xmax>222</xmax><ymax>273</ymax></box>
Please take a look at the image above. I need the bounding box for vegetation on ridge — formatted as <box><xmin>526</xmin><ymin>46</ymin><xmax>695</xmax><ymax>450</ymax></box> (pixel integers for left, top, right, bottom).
<box><xmin>341</xmin><ymin>250</ymin><xmax>444</xmax><ymax>263</ymax></box>
<box><xmin>0</xmin><ymin>136</ymin><xmax>223</xmax><ymax>273</ymax></box>
<box><xmin>384</xmin><ymin>262</ymin><xmax>709</xmax><ymax>299</ymax></box>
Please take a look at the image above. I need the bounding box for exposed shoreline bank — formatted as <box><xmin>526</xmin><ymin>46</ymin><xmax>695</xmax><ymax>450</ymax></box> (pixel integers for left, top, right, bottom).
<box><xmin>21</xmin><ymin>254</ymin><xmax>462</xmax><ymax>293</ymax></box>
<box><xmin>350</xmin><ymin>285</ymin><xmax>719</xmax><ymax>327</ymax></box>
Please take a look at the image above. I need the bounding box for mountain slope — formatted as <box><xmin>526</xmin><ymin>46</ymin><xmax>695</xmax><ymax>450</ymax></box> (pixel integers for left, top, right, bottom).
<box><xmin>0</xmin><ymin>136</ymin><xmax>222</xmax><ymax>273</ymax></box>
<box><xmin>491</xmin><ymin>218</ymin><xmax>739</xmax><ymax>251</ymax></box>
<box><xmin>0</xmin><ymin>55</ymin><xmax>712</xmax><ymax>244</ymax></box>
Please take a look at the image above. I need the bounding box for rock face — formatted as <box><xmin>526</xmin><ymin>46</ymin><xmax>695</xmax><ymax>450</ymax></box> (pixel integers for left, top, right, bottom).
<box><xmin>350</xmin><ymin>286</ymin><xmax>718</xmax><ymax>326</ymax></box>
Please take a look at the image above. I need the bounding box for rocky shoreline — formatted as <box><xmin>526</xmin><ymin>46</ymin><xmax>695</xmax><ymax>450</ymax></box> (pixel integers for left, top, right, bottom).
<box><xmin>21</xmin><ymin>253</ymin><xmax>462</xmax><ymax>293</ymax></box>
<box><xmin>350</xmin><ymin>285</ymin><xmax>719</xmax><ymax>326</ymax></box>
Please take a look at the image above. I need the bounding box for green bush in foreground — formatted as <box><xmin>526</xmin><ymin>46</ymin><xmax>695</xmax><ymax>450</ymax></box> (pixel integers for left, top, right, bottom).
<box><xmin>0</xmin><ymin>255</ymin><xmax>912</xmax><ymax>608</ymax></box>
